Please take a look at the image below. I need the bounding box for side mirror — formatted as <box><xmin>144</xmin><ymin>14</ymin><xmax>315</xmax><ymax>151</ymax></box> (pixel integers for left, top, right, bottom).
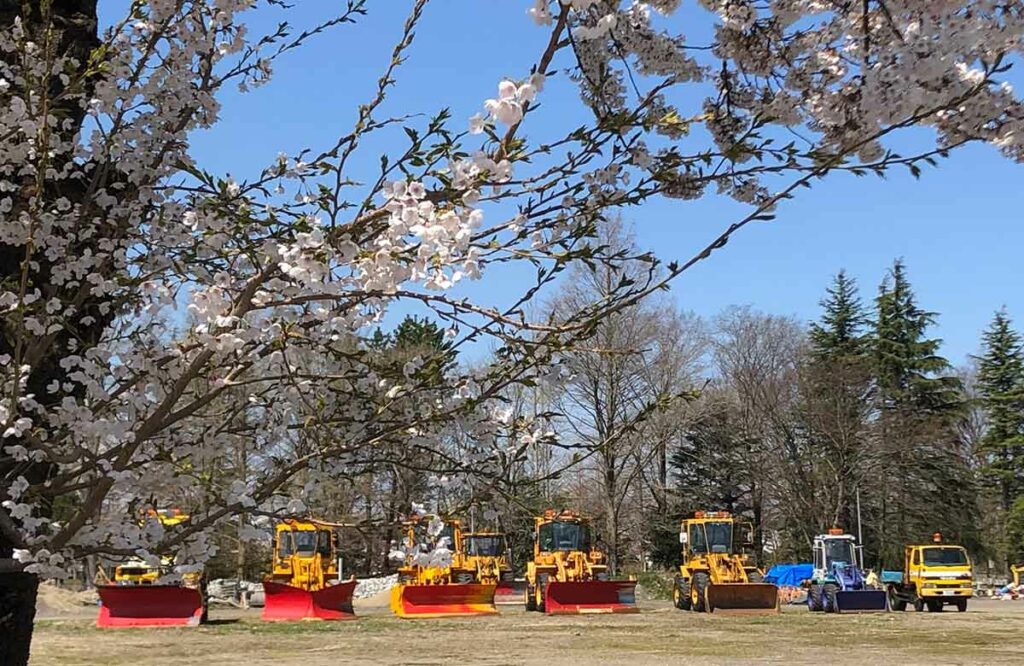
<box><xmin>679</xmin><ymin>532</ymin><xmax>688</xmax><ymax>545</ymax></box>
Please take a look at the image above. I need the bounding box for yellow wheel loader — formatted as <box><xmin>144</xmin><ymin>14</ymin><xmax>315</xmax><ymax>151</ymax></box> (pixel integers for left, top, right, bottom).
<box><xmin>524</xmin><ymin>509</ymin><xmax>638</xmax><ymax>614</ymax></box>
<box><xmin>673</xmin><ymin>511</ymin><xmax>779</xmax><ymax>615</ymax></box>
<box><xmin>262</xmin><ymin>519</ymin><xmax>357</xmax><ymax>621</ymax></box>
<box><xmin>96</xmin><ymin>509</ymin><xmax>206</xmax><ymax>628</ymax></box>
<box><xmin>460</xmin><ymin>530</ymin><xmax>521</xmax><ymax>604</ymax></box>
<box><xmin>389</xmin><ymin>515</ymin><xmax>498</xmax><ymax>618</ymax></box>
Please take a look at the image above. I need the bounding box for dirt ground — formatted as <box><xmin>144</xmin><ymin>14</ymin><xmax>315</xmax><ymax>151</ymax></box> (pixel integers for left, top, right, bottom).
<box><xmin>30</xmin><ymin>597</ymin><xmax>1024</xmax><ymax>665</ymax></box>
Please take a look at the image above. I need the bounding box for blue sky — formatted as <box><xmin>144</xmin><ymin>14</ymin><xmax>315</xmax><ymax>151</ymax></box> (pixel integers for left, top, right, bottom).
<box><xmin>101</xmin><ymin>1</ymin><xmax>1024</xmax><ymax>366</ymax></box>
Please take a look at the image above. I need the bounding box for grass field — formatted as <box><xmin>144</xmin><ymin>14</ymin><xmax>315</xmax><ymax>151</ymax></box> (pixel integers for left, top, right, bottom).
<box><xmin>30</xmin><ymin>598</ymin><xmax>1024</xmax><ymax>665</ymax></box>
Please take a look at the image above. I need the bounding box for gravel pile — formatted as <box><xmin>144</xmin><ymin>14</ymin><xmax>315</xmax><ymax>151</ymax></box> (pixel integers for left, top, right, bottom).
<box><xmin>354</xmin><ymin>574</ymin><xmax>397</xmax><ymax>599</ymax></box>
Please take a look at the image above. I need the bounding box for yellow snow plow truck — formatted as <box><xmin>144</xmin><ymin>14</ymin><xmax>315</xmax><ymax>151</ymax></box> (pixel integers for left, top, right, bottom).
<box><xmin>673</xmin><ymin>511</ymin><xmax>779</xmax><ymax>614</ymax></box>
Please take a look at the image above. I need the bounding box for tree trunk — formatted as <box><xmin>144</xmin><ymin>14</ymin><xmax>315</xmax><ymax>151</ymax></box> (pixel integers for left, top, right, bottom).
<box><xmin>0</xmin><ymin>569</ymin><xmax>38</xmax><ymax>666</ymax></box>
<box><xmin>1</xmin><ymin>3</ymin><xmax>99</xmax><ymax>661</ymax></box>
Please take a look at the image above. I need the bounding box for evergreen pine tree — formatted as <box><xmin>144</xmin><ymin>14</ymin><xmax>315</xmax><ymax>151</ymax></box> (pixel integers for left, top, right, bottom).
<box><xmin>796</xmin><ymin>271</ymin><xmax>873</xmax><ymax>554</ymax></box>
<box><xmin>873</xmin><ymin>259</ymin><xmax>962</xmax><ymax>412</ymax></box>
<box><xmin>808</xmin><ymin>270</ymin><xmax>868</xmax><ymax>359</ymax></box>
<box><xmin>868</xmin><ymin>259</ymin><xmax>972</xmax><ymax>566</ymax></box>
<box><xmin>973</xmin><ymin>309</ymin><xmax>1024</xmax><ymax>514</ymax></box>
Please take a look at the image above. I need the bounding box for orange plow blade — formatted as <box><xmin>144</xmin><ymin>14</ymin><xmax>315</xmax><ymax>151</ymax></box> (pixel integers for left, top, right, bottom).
<box><xmin>390</xmin><ymin>583</ymin><xmax>497</xmax><ymax>618</ymax></box>
<box><xmin>706</xmin><ymin>583</ymin><xmax>779</xmax><ymax>615</ymax></box>
<box><xmin>544</xmin><ymin>580</ymin><xmax>639</xmax><ymax>615</ymax></box>
<box><xmin>96</xmin><ymin>585</ymin><xmax>203</xmax><ymax>628</ymax></box>
<box><xmin>261</xmin><ymin>579</ymin><xmax>357</xmax><ymax>621</ymax></box>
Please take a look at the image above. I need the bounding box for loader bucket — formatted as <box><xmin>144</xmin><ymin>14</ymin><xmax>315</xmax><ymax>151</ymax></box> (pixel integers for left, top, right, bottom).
<box><xmin>835</xmin><ymin>589</ymin><xmax>888</xmax><ymax>613</ymax></box>
<box><xmin>96</xmin><ymin>585</ymin><xmax>203</xmax><ymax>628</ymax></box>
<box><xmin>494</xmin><ymin>579</ymin><xmax>527</xmax><ymax>605</ymax></box>
<box><xmin>261</xmin><ymin>579</ymin><xmax>357</xmax><ymax>621</ymax></box>
<box><xmin>544</xmin><ymin>580</ymin><xmax>639</xmax><ymax>615</ymax></box>
<box><xmin>706</xmin><ymin>583</ymin><xmax>780</xmax><ymax>615</ymax></box>
<box><xmin>390</xmin><ymin>583</ymin><xmax>498</xmax><ymax>618</ymax></box>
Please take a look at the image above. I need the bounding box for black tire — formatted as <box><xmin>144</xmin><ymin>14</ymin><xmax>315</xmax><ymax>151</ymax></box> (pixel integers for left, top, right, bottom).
<box><xmin>888</xmin><ymin>587</ymin><xmax>907</xmax><ymax>611</ymax></box>
<box><xmin>926</xmin><ymin>600</ymin><xmax>942</xmax><ymax>613</ymax></box>
<box><xmin>956</xmin><ymin>599</ymin><xmax>967</xmax><ymax>612</ymax></box>
<box><xmin>823</xmin><ymin>583</ymin><xmax>839</xmax><ymax>613</ymax></box>
<box><xmin>692</xmin><ymin>572</ymin><xmax>710</xmax><ymax>613</ymax></box>
<box><xmin>525</xmin><ymin>584</ymin><xmax>537</xmax><ymax>612</ymax></box>
<box><xmin>537</xmin><ymin>573</ymin><xmax>549</xmax><ymax>613</ymax></box>
<box><xmin>673</xmin><ymin>577</ymin><xmax>691</xmax><ymax>611</ymax></box>
<box><xmin>808</xmin><ymin>584</ymin><xmax>824</xmax><ymax>612</ymax></box>
<box><xmin>748</xmin><ymin>571</ymin><xmax>764</xmax><ymax>584</ymax></box>
<box><xmin>596</xmin><ymin>571</ymin><xmax>609</xmax><ymax>582</ymax></box>
<box><xmin>501</xmin><ymin>571</ymin><xmax>514</xmax><ymax>583</ymax></box>
<box><xmin>913</xmin><ymin>597</ymin><xmax>924</xmax><ymax>612</ymax></box>
<box><xmin>456</xmin><ymin>572</ymin><xmax>473</xmax><ymax>584</ymax></box>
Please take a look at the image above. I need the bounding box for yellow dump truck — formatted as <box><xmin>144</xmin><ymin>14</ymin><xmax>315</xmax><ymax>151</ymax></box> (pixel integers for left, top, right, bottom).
<box><xmin>673</xmin><ymin>511</ymin><xmax>778</xmax><ymax>614</ymax></box>
<box><xmin>886</xmin><ymin>533</ymin><xmax>973</xmax><ymax>612</ymax></box>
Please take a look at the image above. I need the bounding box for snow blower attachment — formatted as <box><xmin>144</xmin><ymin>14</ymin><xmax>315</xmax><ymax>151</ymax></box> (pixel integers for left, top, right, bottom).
<box><xmin>262</xmin><ymin>519</ymin><xmax>356</xmax><ymax>621</ymax></box>
<box><xmin>673</xmin><ymin>511</ymin><xmax>779</xmax><ymax>615</ymax></box>
<box><xmin>807</xmin><ymin>529</ymin><xmax>888</xmax><ymax>613</ymax></box>
<box><xmin>95</xmin><ymin>509</ymin><xmax>207</xmax><ymax>628</ymax></box>
<box><xmin>525</xmin><ymin>509</ymin><xmax>639</xmax><ymax>615</ymax></box>
<box><xmin>389</xmin><ymin>516</ymin><xmax>498</xmax><ymax>618</ymax></box>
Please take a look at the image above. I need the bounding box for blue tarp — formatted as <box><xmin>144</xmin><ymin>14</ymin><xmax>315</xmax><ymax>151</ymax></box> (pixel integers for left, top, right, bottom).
<box><xmin>881</xmin><ymin>570</ymin><xmax>903</xmax><ymax>584</ymax></box>
<box><xmin>764</xmin><ymin>563</ymin><xmax>813</xmax><ymax>587</ymax></box>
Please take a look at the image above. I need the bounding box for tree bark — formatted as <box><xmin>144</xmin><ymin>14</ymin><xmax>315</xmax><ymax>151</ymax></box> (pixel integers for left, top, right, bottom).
<box><xmin>1</xmin><ymin>2</ymin><xmax>99</xmax><ymax>662</ymax></box>
<box><xmin>0</xmin><ymin>570</ymin><xmax>39</xmax><ymax>666</ymax></box>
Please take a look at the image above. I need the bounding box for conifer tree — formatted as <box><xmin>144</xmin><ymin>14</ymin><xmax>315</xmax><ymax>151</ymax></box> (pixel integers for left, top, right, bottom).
<box><xmin>808</xmin><ymin>270</ymin><xmax>868</xmax><ymax>359</ymax></box>
<box><xmin>868</xmin><ymin>260</ymin><xmax>972</xmax><ymax>565</ymax></box>
<box><xmin>973</xmin><ymin>310</ymin><xmax>1024</xmax><ymax>515</ymax></box>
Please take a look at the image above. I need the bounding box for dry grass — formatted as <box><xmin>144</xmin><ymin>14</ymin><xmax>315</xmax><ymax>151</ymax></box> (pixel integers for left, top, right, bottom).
<box><xmin>30</xmin><ymin>598</ymin><xmax>1024</xmax><ymax>665</ymax></box>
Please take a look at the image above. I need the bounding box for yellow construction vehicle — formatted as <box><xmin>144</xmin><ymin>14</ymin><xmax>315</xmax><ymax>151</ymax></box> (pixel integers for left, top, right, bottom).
<box><xmin>460</xmin><ymin>530</ymin><xmax>520</xmax><ymax>603</ymax></box>
<box><xmin>886</xmin><ymin>532</ymin><xmax>973</xmax><ymax>612</ymax></box>
<box><xmin>96</xmin><ymin>509</ymin><xmax>205</xmax><ymax>627</ymax></box>
<box><xmin>262</xmin><ymin>519</ymin><xmax>357</xmax><ymax>621</ymax></box>
<box><xmin>673</xmin><ymin>511</ymin><xmax>779</xmax><ymax>614</ymax></box>
<box><xmin>390</xmin><ymin>515</ymin><xmax>497</xmax><ymax>618</ymax></box>
<box><xmin>524</xmin><ymin>509</ymin><xmax>637</xmax><ymax>614</ymax></box>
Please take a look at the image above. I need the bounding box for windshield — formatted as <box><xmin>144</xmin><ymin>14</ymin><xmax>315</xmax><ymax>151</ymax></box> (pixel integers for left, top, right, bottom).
<box><xmin>539</xmin><ymin>521</ymin><xmax>591</xmax><ymax>552</ymax></box>
<box><xmin>690</xmin><ymin>521</ymin><xmax>732</xmax><ymax>555</ymax></box>
<box><xmin>825</xmin><ymin>539</ymin><xmax>856</xmax><ymax>567</ymax></box>
<box><xmin>922</xmin><ymin>547</ymin><xmax>969</xmax><ymax>566</ymax></box>
<box><xmin>466</xmin><ymin>535</ymin><xmax>504</xmax><ymax>557</ymax></box>
<box><xmin>293</xmin><ymin>530</ymin><xmax>317</xmax><ymax>556</ymax></box>
<box><xmin>439</xmin><ymin>523</ymin><xmax>456</xmax><ymax>549</ymax></box>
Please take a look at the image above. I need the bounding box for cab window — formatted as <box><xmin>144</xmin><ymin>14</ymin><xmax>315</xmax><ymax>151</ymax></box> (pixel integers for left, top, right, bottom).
<box><xmin>539</xmin><ymin>523</ymin><xmax>554</xmax><ymax>551</ymax></box>
<box><xmin>318</xmin><ymin>530</ymin><xmax>333</xmax><ymax>558</ymax></box>
<box><xmin>689</xmin><ymin>524</ymin><xmax>707</xmax><ymax>554</ymax></box>
<box><xmin>911</xmin><ymin>550</ymin><xmax>920</xmax><ymax>566</ymax></box>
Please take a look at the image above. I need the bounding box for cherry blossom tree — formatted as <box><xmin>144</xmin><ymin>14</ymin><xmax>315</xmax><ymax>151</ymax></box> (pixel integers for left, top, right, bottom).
<box><xmin>2</xmin><ymin>0</ymin><xmax>1023</xmax><ymax>661</ymax></box>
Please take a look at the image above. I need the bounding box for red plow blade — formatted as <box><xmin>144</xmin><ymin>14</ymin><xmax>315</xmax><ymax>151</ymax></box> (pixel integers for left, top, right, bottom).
<box><xmin>495</xmin><ymin>579</ymin><xmax>526</xmax><ymax>605</ymax></box>
<box><xmin>96</xmin><ymin>585</ymin><xmax>203</xmax><ymax>628</ymax></box>
<box><xmin>262</xmin><ymin>579</ymin><xmax>357</xmax><ymax>621</ymax></box>
<box><xmin>544</xmin><ymin>580</ymin><xmax>639</xmax><ymax>615</ymax></box>
<box><xmin>390</xmin><ymin>583</ymin><xmax>497</xmax><ymax>618</ymax></box>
